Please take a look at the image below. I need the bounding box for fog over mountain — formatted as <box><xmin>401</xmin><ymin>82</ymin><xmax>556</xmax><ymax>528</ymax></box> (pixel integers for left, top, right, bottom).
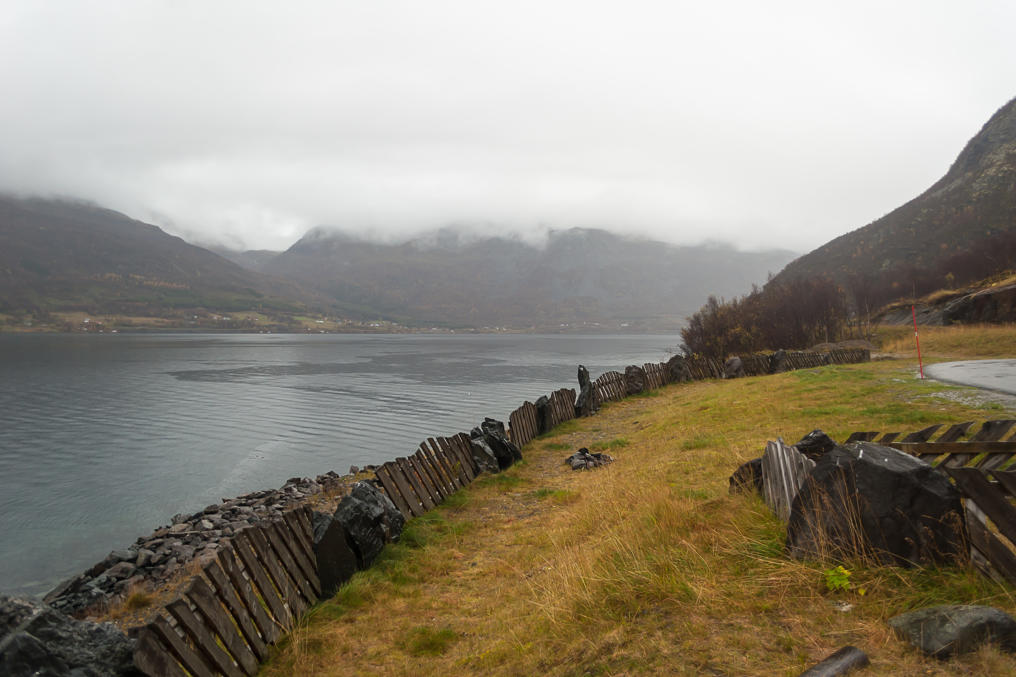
<box><xmin>2</xmin><ymin>3</ymin><xmax>1014</xmax><ymax>253</ymax></box>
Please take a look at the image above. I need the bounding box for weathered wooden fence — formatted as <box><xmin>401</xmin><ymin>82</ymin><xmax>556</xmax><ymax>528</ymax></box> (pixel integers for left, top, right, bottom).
<box><xmin>839</xmin><ymin>420</ymin><xmax>1016</xmax><ymax>585</ymax></box>
<box><xmin>374</xmin><ymin>434</ymin><xmax>478</xmax><ymax>518</ymax></box>
<box><xmin>134</xmin><ymin>506</ymin><xmax>318</xmax><ymax>677</ymax></box>
<box><xmin>594</xmin><ymin>371</ymin><xmax>627</xmax><ymax>404</ymax></box>
<box><xmin>642</xmin><ymin>362</ymin><xmax>667</xmax><ymax>390</ymax></box>
<box><xmin>509</xmin><ymin>401</ymin><xmax>540</xmax><ymax>448</ymax></box>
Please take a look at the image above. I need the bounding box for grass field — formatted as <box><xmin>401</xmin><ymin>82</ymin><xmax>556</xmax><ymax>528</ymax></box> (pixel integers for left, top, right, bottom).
<box><xmin>261</xmin><ymin>325</ymin><xmax>1016</xmax><ymax>676</ymax></box>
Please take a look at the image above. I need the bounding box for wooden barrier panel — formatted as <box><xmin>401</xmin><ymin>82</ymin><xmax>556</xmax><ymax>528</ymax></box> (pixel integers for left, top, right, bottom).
<box><xmin>761</xmin><ymin>439</ymin><xmax>816</xmax><ymax>522</ymax></box>
<box><xmin>135</xmin><ymin>507</ymin><xmax>319</xmax><ymax>676</ymax></box>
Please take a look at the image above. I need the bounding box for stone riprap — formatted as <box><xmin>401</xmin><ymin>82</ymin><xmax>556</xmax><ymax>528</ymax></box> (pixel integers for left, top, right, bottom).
<box><xmin>0</xmin><ymin>595</ymin><xmax>138</xmax><ymax>677</ymax></box>
<box><xmin>44</xmin><ymin>472</ymin><xmax>351</xmax><ymax>617</ymax></box>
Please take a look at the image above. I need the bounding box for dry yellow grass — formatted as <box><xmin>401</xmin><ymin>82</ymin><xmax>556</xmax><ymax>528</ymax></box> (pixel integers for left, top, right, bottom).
<box><xmin>262</xmin><ymin>326</ymin><xmax>1016</xmax><ymax>676</ymax></box>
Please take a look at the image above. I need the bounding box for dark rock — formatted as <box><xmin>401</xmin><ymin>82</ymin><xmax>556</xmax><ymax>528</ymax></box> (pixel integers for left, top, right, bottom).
<box><xmin>468</xmin><ymin>436</ymin><xmax>500</xmax><ymax>474</ymax></box>
<box><xmin>942</xmin><ymin>282</ymin><xmax>1016</xmax><ymax>325</ymax></box>
<box><xmin>333</xmin><ymin>481</ymin><xmax>406</xmax><ymax>569</ymax></box>
<box><xmin>889</xmin><ymin>605</ymin><xmax>1016</xmax><ymax>658</ymax></box>
<box><xmin>665</xmin><ymin>354</ymin><xmax>692</xmax><ymax>383</ymax></box>
<box><xmin>786</xmin><ymin>442</ymin><xmax>966</xmax><ymax>566</ymax></box>
<box><xmin>624</xmin><ymin>365</ymin><xmax>646</xmax><ymax>395</ymax></box>
<box><xmin>793</xmin><ymin>429</ymin><xmax>838</xmax><ymax>461</ymax></box>
<box><xmin>723</xmin><ymin>356</ymin><xmax>745</xmax><ymax>379</ymax></box>
<box><xmin>105</xmin><ymin>562</ymin><xmax>136</xmax><ymax>581</ymax></box>
<box><xmin>565</xmin><ymin>447</ymin><xmax>614</xmax><ymax>470</ymax></box>
<box><xmin>0</xmin><ymin>595</ymin><xmax>137</xmax><ymax>677</ymax></box>
<box><xmin>575</xmin><ymin>365</ymin><xmax>599</xmax><ymax>417</ymax></box>
<box><xmin>471</xmin><ymin>418</ymin><xmax>522</xmax><ymax>470</ymax></box>
<box><xmin>768</xmin><ymin>349</ymin><xmax>789</xmax><ymax>374</ymax></box>
<box><xmin>729</xmin><ymin>458</ymin><xmax>763</xmax><ymax>495</ymax></box>
<box><xmin>311</xmin><ymin>511</ymin><xmax>359</xmax><ymax>598</ymax></box>
<box><xmin>534</xmin><ymin>395</ymin><xmax>553</xmax><ymax>434</ymax></box>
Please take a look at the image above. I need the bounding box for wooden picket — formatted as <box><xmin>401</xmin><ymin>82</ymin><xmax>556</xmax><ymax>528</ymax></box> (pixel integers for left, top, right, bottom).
<box><xmin>509</xmin><ymin>401</ymin><xmax>539</xmax><ymax>448</ymax></box>
<box><xmin>761</xmin><ymin>439</ymin><xmax>816</xmax><ymax>522</ymax></box>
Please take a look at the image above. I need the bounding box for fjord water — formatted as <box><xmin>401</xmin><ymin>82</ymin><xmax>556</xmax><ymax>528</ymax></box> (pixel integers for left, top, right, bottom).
<box><xmin>0</xmin><ymin>333</ymin><xmax>675</xmax><ymax>597</ymax></box>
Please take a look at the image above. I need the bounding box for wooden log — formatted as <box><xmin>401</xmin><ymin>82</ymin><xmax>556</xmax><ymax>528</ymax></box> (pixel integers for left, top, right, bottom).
<box><xmin>410</xmin><ymin>450</ymin><xmax>445</xmax><ymax>503</ymax></box>
<box><xmin>972</xmin><ymin>420</ymin><xmax>1016</xmax><ymax>442</ymax></box>
<box><xmin>218</xmin><ymin>546</ymin><xmax>281</xmax><ymax>645</ymax></box>
<box><xmin>231</xmin><ymin>531</ymin><xmax>293</xmax><ymax>630</ymax></box>
<box><xmin>281</xmin><ymin>509</ymin><xmax>317</xmax><ymax>574</ymax></box>
<box><xmin>166</xmin><ymin>597</ymin><xmax>245</xmax><ymax>677</ymax></box>
<box><xmin>395</xmin><ymin>456</ymin><xmax>436</xmax><ymax>511</ymax></box>
<box><xmin>761</xmin><ymin>439</ymin><xmax>816</xmax><ymax>522</ymax></box>
<box><xmin>147</xmin><ymin>614</ymin><xmax>215</xmax><ymax>677</ymax></box>
<box><xmin>945</xmin><ymin>467</ymin><xmax>1016</xmax><ymax>545</ymax></box>
<box><xmin>185</xmin><ymin>576</ymin><xmax>260</xmax><ymax>676</ymax></box>
<box><xmin>990</xmin><ymin>470</ymin><xmax>1016</xmax><ymax>497</ymax></box>
<box><xmin>134</xmin><ymin>626</ymin><xmax>191</xmax><ymax>677</ymax></box>
<box><xmin>451</xmin><ymin>433</ymin><xmax>480</xmax><ymax>476</ymax></box>
<box><xmin>937</xmin><ymin>422</ymin><xmax>974</xmax><ymax>443</ymax></box>
<box><xmin>900</xmin><ymin>424</ymin><xmax>943</xmax><ymax>443</ymax></box>
<box><xmin>426</xmin><ymin>438</ymin><xmax>461</xmax><ymax>491</ymax></box>
<box><xmin>204</xmin><ymin>559</ymin><xmax>268</xmax><ymax>661</ymax></box>
<box><xmin>375</xmin><ymin>463</ymin><xmax>418</xmax><ymax>517</ymax></box>
<box><xmin>247</xmin><ymin>527</ymin><xmax>308</xmax><ymax>620</ymax></box>
<box><xmin>437</xmin><ymin>436</ymin><xmax>473</xmax><ymax>483</ymax></box>
<box><xmin>264</xmin><ymin>521</ymin><xmax>318</xmax><ymax>605</ymax></box>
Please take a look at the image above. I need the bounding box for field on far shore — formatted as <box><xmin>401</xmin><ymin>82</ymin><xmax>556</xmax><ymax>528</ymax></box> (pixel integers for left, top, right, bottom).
<box><xmin>260</xmin><ymin>325</ymin><xmax>1016</xmax><ymax>676</ymax></box>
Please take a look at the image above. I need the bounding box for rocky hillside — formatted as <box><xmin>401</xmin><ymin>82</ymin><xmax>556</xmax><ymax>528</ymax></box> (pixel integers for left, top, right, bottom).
<box><xmin>774</xmin><ymin>96</ymin><xmax>1016</xmax><ymax>299</ymax></box>
<box><xmin>241</xmin><ymin>227</ymin><xmax>796</xmax><ymax>331</ymax></box>
<box><xmin>0</xmin><ymin>195</ymin><xmax>325</xmax><ymax>318</ymax></box>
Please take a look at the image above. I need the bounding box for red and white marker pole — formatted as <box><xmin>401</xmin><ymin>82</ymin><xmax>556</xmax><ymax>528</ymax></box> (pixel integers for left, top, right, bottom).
<box><xmin>912</xmin><ymin>304</ymin><xmax>924</xmax><ymax>379</ymax></box>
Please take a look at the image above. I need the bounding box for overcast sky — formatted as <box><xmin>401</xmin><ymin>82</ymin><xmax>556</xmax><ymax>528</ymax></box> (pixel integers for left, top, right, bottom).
<box><xmin>1</xmin><ymin>2</ymin><xmax>1013</xmax><ymax>253</ymax></box>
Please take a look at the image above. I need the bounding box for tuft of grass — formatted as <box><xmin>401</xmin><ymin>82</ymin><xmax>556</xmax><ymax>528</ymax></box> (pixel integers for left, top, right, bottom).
<box><xmin>530</xmin><ymin>488</ymin><xmax>580</xmax><ymax>504</ymax></box>
<box><xmin>543</xmin><ymin>442</ymin><xmax>571</xmax><ymax>451</ymax></box>
<box><xmin>590</xmin><ymin>437</ymin><xmax>630</xmax><ymax>451</ymax></box>
<box><xmin>401</xmin><ymin>626</ymin><xmax>458</xmax><ymax>656</ymax></box>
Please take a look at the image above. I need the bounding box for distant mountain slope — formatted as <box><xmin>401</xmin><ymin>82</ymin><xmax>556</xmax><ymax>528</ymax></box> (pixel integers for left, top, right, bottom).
<box><xmin>0</xmin><ymin>196</ymin><xmax>320</xmax><ymax>315</ymax></box>
<box><xmin>775</xmin><ymin>96</ymin><xmax>1016</xmax><ymax>291</ymax></box>
<box><xmin>249</xmin><ymin>227</ymin><xmax>796</xmax><ymax>330</ymax></box>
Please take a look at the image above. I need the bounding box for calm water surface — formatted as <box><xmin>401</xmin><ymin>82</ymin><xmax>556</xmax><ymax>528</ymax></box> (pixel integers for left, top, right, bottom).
<box><xmin>0</xmin><ymin>333</ymin><xmax>676</xmax><ymax>596</ymax></box>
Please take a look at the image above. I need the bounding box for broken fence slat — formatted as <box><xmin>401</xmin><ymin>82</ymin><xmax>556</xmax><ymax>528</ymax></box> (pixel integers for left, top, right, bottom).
<box><xmin>945</xmin><ymin>467</ymin><xmax>1016</xmax><ymax>546</ymax></box>
<box><xmin>134</xmin><ymin>627</ymin><xmax>191</xmax><ymax>677</ymax></box>
<box><xmin>147</xmin><ymin>614</ymin><xmax>215</xmax><ymax>677</ymax></box>
<box><xmin>166</xmin><ymin>597</ymin><xmax>245</xmax><ymax>677</ymax></box>
<box><xmin>185</xmin><ymin>576</ymin><xmax>260</xmax><ymax>676</ymax></box>
<box><xmin>218</xmin><ymin>545</ymin><xmax>281</xmax><ymax>645</ymax></box>
<box><xmin>761</xmin><ymin>439</ymin><xmax>816</xmax><ymax>523</ymax></box>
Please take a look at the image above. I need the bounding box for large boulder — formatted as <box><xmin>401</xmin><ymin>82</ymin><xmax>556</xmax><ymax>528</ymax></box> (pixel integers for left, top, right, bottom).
<box><xmin>665</xmin><ymin>354</ymin><xmax>692</xmax><ymax>383</ymax></box>
<box><xmin>311</xmin><ymin>511</ymin><xmax>359</xmax><ymax>598</ymax></box>
<box><xmin>575</xmin><ymin>365</ymin><xmax>599</xmax><ymax>417</ymax></box>
<box><xmin>786</xmin><ymin>442</ymin><xmax>966</xmax><ymax>566</ymax></box>
<box><xmin>470</xmin><ymin>418</ymin><xmax>522</xmax><ymax>471</ymax></box>
<box><xmin>468</xmin><ymin>436</ymin><xmax>500</xmax><ymax>474</ymax></box>
<box><xmin>769</xmin><ymin>349</ymin><xmax>789</xmax><ymax>374</ymax></box>
<box><xmin>889</xmin><ymin>605</ymin><xmax>1016</xmax><ymax>658</ymax></box>
<box><xmin>723</xmin><ymin>356</ymin><xmax>745</xmax><ymax>379</ymax></box>
<box><xmin>533</xmin><ymin>396</ymin><xmax>553</xmax><ymax>434</ymax></box>
<box><xmin>729</xmin><ymin>458</ymin><xmax>763</xmax><ymax>495</ymax></box>
<box><xmin>625</xmin><ymin>365</ymin><xmax>647</xmax><ymax>395</ymax></box>
<box><xmin>792</xmin><ymin>429</ymin><xmax>838</xmax><ymax>461</ymax></box>
<box><xmin>0</xmin><ymin>595</ymin><xmax>138</xmax><ymax>677</ymax></box>
<box><xmin>332</xmin><ymin>481</ymin><xmax>406</xmax><ymax>569</ymax></box>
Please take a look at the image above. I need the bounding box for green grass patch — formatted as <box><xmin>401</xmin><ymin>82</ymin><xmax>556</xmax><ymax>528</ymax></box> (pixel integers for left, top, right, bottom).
<box><xmin>530</xmin><ymin>488</ymin><xmax>580</xmax><ymax>504</ymax></box>
<box><xmin>401</xmin><ymin>626</ymin><xmax>458</xmax><ymax>656</ymax></box>
<box><xmin>590</xmin><ymin>437</ymin><xmax>630</xmax><ymax>451</ymax></box>
<box><xmin>680</xmin><ymin>435</ymin><xmax>722</xmax><ymax>450</ymax></box>
<box><xmin>537</xmin><ymin>419</ymin><xmax>580</xmax><ymax>438</ymax></box>
<box><xmin>544</xmin><ymin>442</ymin><xmax>571</xmax><ymax>451</ymax></box>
